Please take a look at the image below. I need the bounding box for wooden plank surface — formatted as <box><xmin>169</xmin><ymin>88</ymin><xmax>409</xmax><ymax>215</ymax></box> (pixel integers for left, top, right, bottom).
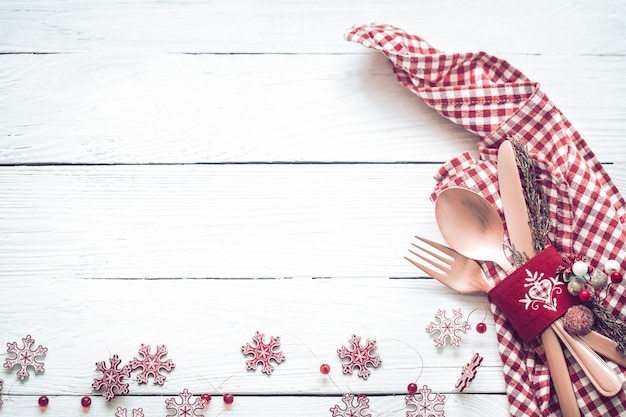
<box><xmin>1</xmin><ymin>1</ymin><xmax>625</xmax><ymax>416</ymax></box>
<box><xmin>1</xmin><ymin>53</ymin><xmax>625</xmax><ymax>164</ymax></box>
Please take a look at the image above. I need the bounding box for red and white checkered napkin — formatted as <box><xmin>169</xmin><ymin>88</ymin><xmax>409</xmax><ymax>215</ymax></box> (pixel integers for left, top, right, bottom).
<box><xmin>346</xmin><ymin>23</ymin><xmax>626</xmax><ymax>416</ymax></box>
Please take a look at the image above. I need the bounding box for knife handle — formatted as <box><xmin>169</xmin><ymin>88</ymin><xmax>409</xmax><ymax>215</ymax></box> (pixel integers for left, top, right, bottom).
<box><xmin>579</xmin><ymin>330</ymin><xmax>626</xmax><ymax>368</ymax></box>
<box><xmin>541</xmin><ymin>327</ymin><xmax>581</xmax><ymax>417</ymax></box>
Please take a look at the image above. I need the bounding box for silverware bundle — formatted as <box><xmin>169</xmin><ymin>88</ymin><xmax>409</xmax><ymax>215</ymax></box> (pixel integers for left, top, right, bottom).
<box><xmin>407</xmin><ymin>140</ymin><xmax>625</xmax><ymax>417</ymax></box>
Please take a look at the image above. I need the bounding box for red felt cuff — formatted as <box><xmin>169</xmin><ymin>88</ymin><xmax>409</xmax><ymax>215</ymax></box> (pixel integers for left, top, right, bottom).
<box><xmin>487</xmin><ymin>245</ymin><xmax>579</xmax><ymax>343</ymax></box>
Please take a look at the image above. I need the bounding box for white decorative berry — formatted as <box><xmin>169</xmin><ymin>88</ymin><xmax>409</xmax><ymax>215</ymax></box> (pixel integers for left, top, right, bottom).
<box><xmin>241</xmin><ymin>331</ymin><xmax>285</xmax><ymax>375</ymax></box>
<box><xmin>405</xmin><ymin>385</ymin><xmax>446</xmax><ymax>417</ymax></box>
<box><xmin>115</xmin><ymin>407</ymin><xmax>144</xmax><ymax>417</ymax></box>
<box><xmin>572</xmin><ymin>261</ymin><xmax>589</xmax><ymax>277</ymax></box>
<box><xmin>605</xmin><ymin>259</ymin><xmax>621</xmax><ymax>274</ymax></box>
<box><xmin>455</xmin><ymin>353</ymin><xmax>483</xmax><ymax>392</ymax></box>
<box><xmin>337</xmin><ymin>334</ymin><xmax>382</xmax><ymax>380</ymax></box>
<box><xmin>4</xmin><ymin>335</ymin><xmax>48</xmax><ymax>380</ymax></box>
<box><xmin>92</xmin><ymin>354</ymin><xmax>132</xmax><ymax>401</ymax></box>
<box><xmin>329</xmin><ymin>393</ymin><xmax>371</xmax><ymax>417</ymax></box>
<box><xmin>425</xmin><ymin>308</ymin><xmax>470</xmax><ymax>347</ymax></box>
<box><xmin>129</xmin><ymin>344</ymin><xmax>175</xmax><ymax>385</ymax></box>
<box><xmin>165</xmin><ymin>388</ymin><xmax>207</xmax><ymax>417</ymax></box>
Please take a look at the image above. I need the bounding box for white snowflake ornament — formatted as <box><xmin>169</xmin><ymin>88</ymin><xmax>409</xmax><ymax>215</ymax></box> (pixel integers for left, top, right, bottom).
<box><xmin>4</xmin><ymin>335</ymin><xmax>48</xmax><ymax>380</ymax></box>
<box><xmin>241</xmin><ymin>331</ymin><xmax>285</xmax><ymax>375</ymax></box>
<box><xmin>337</xmin><ymin>334</ymin><xmax>382</xmax><ymax>380</ymax></box>
<box><xmin>115</xmin><ymin>407</ymin><xmax>144</xmax><ymax>417</ymax></box>
<box><xmin>425</xmin><ymin>308</ymin><xmax>470</xmax><ymax>347</ymax></box>
<box><xmin>129</xmin><ymin>344</ymin><xmax>175</xmax><ymax>385</ymax></box>
<box><xmin>405</xmin><ymin>385</ymin><xmax>446</xmax><ymax>417</ymax></box>
<box><xmin>329</xmin><ymin>393</ymin><xmax>372</xmax><ymax>417</ymax></box>
<box><xmin>92</xmin><ymin>354</ymin><xmax>132</xmax><ymax>401</ymax></box>
<box><xmin>165</xmin><ymin>388</ymin><xmax>207</xmax><ymax>417</ymax></box>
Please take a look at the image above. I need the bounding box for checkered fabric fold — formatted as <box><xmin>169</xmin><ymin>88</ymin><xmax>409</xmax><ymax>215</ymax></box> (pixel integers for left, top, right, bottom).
<box><xmin>346</xmin><ymin>23</ymin><xmax>626</xmax><ymax>416</ymax></box>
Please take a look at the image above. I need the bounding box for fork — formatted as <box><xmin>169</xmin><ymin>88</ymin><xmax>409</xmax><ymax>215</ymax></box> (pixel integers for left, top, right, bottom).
<box><xmin>405</xmin><ymin>235</ymin><xmax>492</xmax><ymax>294</ymax></box>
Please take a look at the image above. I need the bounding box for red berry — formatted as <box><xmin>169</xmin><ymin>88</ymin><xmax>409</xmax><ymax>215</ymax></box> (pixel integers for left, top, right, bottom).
<box><xmin>610</xmin><ymin>271</ymin><xmax>623</xmax><ymax>283</ymax></box>
<box><xmin>38</xmin><ymin>396</ymin><xmax>49</xmax><ymax>407</ymax></box>
<box><xmin>81</xmin><ymin>396</ymin><xmax>91</xmax><ymax>407</ymax></box>
<box><xmin>320</xmin><ymin>364</ymin><xmax>331</xmax><ymax>374</ymax></box>
<box><xmin>223</xmin><ymin>394</ymin><xmax>234</xmax><ymax>405</ymax></box>
<box><xmin>201</xmin><ymin>393</ymin><xmax>212</xmax><ymax>403</ymax></box>
<box><xmin>476</xmin><ymin>322</ymin><xmax>487</xmax><ymax>334</ymax></box>
<box><xmin>407</xmin><ymin>383</ymin><xmax>418</xmax><ymax>394</ymax></box>
<box><xmin>579</xmin><ymin>288</ymin><xmax>592</xmax><ymax>301</ymax></box>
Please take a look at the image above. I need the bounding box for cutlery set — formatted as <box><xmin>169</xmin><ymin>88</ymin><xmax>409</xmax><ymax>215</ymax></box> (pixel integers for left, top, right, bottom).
<box><xmin>406</xmin><ymin>140</ymin><xmax>625</xmax><ymax>416</ymax></box>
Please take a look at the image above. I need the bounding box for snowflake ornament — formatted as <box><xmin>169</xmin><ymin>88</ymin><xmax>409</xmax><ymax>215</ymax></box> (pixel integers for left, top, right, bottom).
<box><xmin>4</xmin><ymin>335</ymin><xmax>48</xmax><ymax>380</ymax></box>
<box><xmin>115</xmin><ymin>407</ymin><xmax>144</xmax><ymax>417</ymax></box>
<box><xmin>129</xmin><ymin>344</ymin><xmax>175</xmax><ymax>385</ymax></box>
<box><xmin>329</xmin><ymin>393</ymin><xmax>372</xmax><ymax>417</ymax></box>
<box><xmin>405</xmin><ymin>385</ymin><xmax>446</xmax><ymax>417</ymax></box>
<box><xmin>92</xmin><ymin>354</ymin><xmax>132</xmax><ymax>401</ymax></box>
<box><xmin>425</xmin><ymin>308</ymin><xmax>470</xmax><ymax>347</ymax></box>
<box><xmin>337</xmin><ymin>334</ymin><xmax>382</xmax><ymax>380</ymax></box>
<box><xmin>241</xmin><ymin>331</ymin><xmax>285</xmax><ymax>375</ymax></box>
<box><xmin>165</xmin><ymin>388</ymin><xmax>207</xmax><ymax>417</ymax></box>
<box><xmin>455</xmin><ymin>353</ymin><xmax>483</xmax><ymax>392</ymax></box>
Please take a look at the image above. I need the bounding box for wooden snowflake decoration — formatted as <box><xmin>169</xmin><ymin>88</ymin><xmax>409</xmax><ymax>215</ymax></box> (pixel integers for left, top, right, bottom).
<box><xmin>337</xmin><ymin>334</ymin><xmax>382</xmax><ymax>380</ymax></box>
<box><xmin>115</xmin><ymin>407</ymin><xmax>144</xmax><ymax>417</ymax></box>
<box><xmin>455</xmin><ymin>353</ymin><xmax>483</xmax><ymax>392</ymax></box>
<box><xmin>329</xmin><ymin>393</ymin><xmax>372</xmax><ymax>417</ymax></box>
<box><xmin>165</xmin><ymin>388</ymin><xmax>207</xmax><ymax>417</ymax></box>
<box><xmin>425</xmin><ymin>308</ymin><xmax>470</xmax><ymax>347</ymax></box>
<box><xmin>129</xmin><ymin>344</ymin><xmax>175</xmax><ymax>385</ymax></box>
<box><xmin>241</xmin><ymin>331</ymin><xmax>285</xmax><ymax>375</ymax></box>
<box><xmin>405</xmin><ymin>385</ymin><xmax>446</xmax><ymax>417</ymax></box>
<box><xmin>4</xmin><ymin>335</ymin><xmax>48</xmax><ymax>380</ymax></box>
<box><xmin>92</xmin><ymin>354</ymin><xmax>132</xmax><ymax>401</ymax></box>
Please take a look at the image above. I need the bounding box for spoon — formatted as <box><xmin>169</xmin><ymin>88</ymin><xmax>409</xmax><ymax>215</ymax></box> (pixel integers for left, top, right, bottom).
<box><xmin>435</xmin><ymin>186</ymin><xmax>622</xmax><ymax>397</ymax></box>
<box><xmin>434</xmin><ymin>187</ymin><xmax>513</xmax><ymax>272</ymax></box>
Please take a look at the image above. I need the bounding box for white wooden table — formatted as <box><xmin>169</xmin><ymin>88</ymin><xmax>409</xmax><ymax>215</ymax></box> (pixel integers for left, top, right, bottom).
<box><xmin>1</xmin><ymin>1</ymin><xmax>624</xmax><ymax>416</ymax></box>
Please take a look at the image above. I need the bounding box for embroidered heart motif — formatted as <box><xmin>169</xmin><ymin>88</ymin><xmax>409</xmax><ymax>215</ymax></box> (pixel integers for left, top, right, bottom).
<box><xmin>527</xmin><ymin>278</ymin><xmax>553</xmax><ymax>305</ymax></box>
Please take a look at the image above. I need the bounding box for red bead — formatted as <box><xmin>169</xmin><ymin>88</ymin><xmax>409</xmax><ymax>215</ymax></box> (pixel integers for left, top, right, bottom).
<box><xmin>223</xmin><ymin>394</ymin><xmax>234</xmax><ymax>405</ymax></box>
<box><xmin>81</xmin><ymin>396</ymin><xmax>91</xmax><ymax>407</ymax></box>
<box><xmin>476</xmin><ymin>322</ymin><xmax>487</xmax><ymax>334</ymax></box>
<box><xmin>201</xmin><ymin>393</ymin><xmax>212</xmax><ymax>403</ymax></box>
<box><xmin>579</xmin><ymin>289</ymin><xmax>592</xmax><ymax>301</ymax></box>
<box><xmin>610</xmin><ymin>271</ymin><xmax>623</xmax><ymax>283</ymax></box>
<box><xmin>320</xmin><ymin>364</ymin><xmax>331</xmax><ymax>375</ymax></box>
<box><xmin>38</xmin><ymin>395</ymin><xmax>49</xmax><ymax>407</ymax></box>
<box><xmin>407</xmin><ymin>383</ymin><xmax>418</xmax><ymax>394</ymax></box>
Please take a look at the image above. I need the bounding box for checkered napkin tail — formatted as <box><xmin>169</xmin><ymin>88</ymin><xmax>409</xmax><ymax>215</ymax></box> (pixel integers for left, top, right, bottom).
<box><xmin>347</xmin><ymin>23</ymin><xmax>626</xmax><ymax>416</ymax></box>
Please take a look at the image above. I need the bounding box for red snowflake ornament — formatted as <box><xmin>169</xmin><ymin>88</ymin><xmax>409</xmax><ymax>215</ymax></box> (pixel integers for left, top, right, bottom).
<box><xmin>129</xmin><ymin>344</ymin><xmax>175</xmax><ymax>385</ymax></box>
<box><xmin>337</xmin><ymin>334</ymin><xmax>382</xmax><ymax>380</ymax></box>
<box><xmin>405</xmin><ymin>385</ymin><xmax>446</xmax><ymax>417</ymax></box>
<box><xmin>329</xmin><ymin>393</ymin><xmax>372</xmax><ymax>417</ymax></box>
<box><xmin>425</xmin><ymin>308</ymin><xmax>470</xmax><ymax>347</ymax></box>
<box><xmin>92</xmin><ymin>354</ymin><xmax>132</xmax><ymax>401</ymax></box>
<box><xmin>115</xmin><ymin>407</ymin><xmax>144</xmax><ymax>417</ymax></box>
<box><xmin>4</xmin><ymin>335</ymin><xmax>48</xmax><ymax>380</ymax></box>
<box><xmin>241</xmin><ymin>331</ymin><xmax>285</xmax><ymax>375</ymax></box>
<box><xmin>165</xmin><ymin>388</ymin><xmax>207</xmax><ymax>417</ymax></box>
<box><xmin>455</xmin><ymin>353</ymin><xmax>483</xmax><ymax>392</ymax></box>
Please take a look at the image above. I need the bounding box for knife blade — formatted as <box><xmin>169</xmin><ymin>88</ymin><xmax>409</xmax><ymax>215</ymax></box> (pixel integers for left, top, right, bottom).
<box><xmin>497</xmin><ymin>140</ymin><xmax>535</xmax><ymax>258</ymax></box>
